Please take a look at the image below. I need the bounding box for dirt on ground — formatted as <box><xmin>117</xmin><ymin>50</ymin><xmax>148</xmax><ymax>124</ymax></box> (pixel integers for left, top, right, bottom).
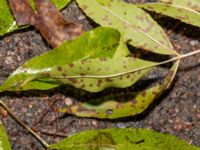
<box><xmin>0</xmin><ymin>0</ymin><xmax>200</xmax><ymax>149</ymax></box>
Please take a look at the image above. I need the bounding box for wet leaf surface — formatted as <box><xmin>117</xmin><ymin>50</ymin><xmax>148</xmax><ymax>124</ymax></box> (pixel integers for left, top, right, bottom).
<box><xmin>0</xmin><ymin>27</ymin><xmax>121</xmax><ymax>92</ymax></box>
<box><xmin>60</xmin><ymin>61</ymin><xmax>179</xmax><ymax>119</ymax></box>
<box><xmin>50</xmin><ymin>128</ymin><xmax>200</xmax><ymax>150</ymax></box>
<box><xmin>0</xmin><ymin>0</ymin><xmax>71</xmax><ymax>36</ymax></box>
<box><xmin>138</xmin><ymin>2</ymin><xmax>200</xmax><ymax>27</ymax></box>
<box><xmin>0</xmin><ymin>121</ymin><xmax>11</xmax><ymax>150</ymax></box>
<box><xmin>76</xmin><ymin>0</ymin><xmax>176</xmax><ymax>55</ymax></box>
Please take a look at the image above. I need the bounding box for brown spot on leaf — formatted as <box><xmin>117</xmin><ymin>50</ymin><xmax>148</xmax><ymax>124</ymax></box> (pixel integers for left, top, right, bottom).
<box><xmin>97</xmin><ymin>79</ymin><xmax>103</xmax><ymax>87</ymax></box>
<box><xmin>116</xmin><ymin>102</ymin><xmax>124</xmax><ymax>109</ymax></box>
<box><xmin>68</xmin><ymin>78</ymin><xmax>77</xmax><ymax>84</ymax></box>
<box><xmin>130</xmin><ymin>98</ymin><xmax>137</xmax><ymax>107</ymax></box>
<box><xmin>105</xmin><ymin>78</ymin><xmax>113</xmax><ymax>83</ymax></box>
<box><xmin>77</xmin><ymin>105</ymin><xmax>96</xmax><ymax>113</ymax></box>
<box><xmin>57</xmin><ymin>66</ymin><xmax>62</xmax><ymax>71</ymax></box>
<box><xmin>62</xmin><ymin>73</ymin><xmax>67</xmax><ymax>77</ymax></box>
<box><xmin>141</xmin><ymin>91</ymin><xmax>146</xmax><ymax>97</ymax></box>
<box><xmin>69</xmin><ymin>63</ymin><xmax>74</xmax><ymax>67</ymax></box>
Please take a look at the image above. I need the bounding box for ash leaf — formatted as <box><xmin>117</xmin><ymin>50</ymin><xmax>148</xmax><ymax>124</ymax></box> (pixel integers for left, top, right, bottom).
<box><xmin>50</xmin><ymin>128</ymin><xmax>200</xmax><ymax>150</ymax></box>
<box><xmin>60</xmin><ymin>61</ymin><xmax>179</xmax><ymax>119</ymax></box>
<box><xmin>138</xmin><ymin>1</ymin><xmax>200</xmax><ymax>27</ymax></box>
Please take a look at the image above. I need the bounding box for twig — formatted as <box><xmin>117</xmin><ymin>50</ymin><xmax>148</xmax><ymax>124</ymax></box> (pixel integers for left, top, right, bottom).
<box><xmin>32</xmin><ymin>98</ymin><xmax>58</xmax><ymax>127</ymax></box>
<box><xmin>33</xmin><ymin>128</ymin><xmax>67</xmax><ymax>138</ymax></box>
<box><xmin>0</xmin><ymin>100</ymin><xmax>49</xmax><ymax>149</ymax></box>
<box><xmin>167</xmin><ymin>21</ymin><xmax>181</xmax><ymax>36</ymax></box>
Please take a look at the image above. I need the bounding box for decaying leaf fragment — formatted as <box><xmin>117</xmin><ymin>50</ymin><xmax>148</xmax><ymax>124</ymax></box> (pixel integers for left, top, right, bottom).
<box><xmin>8</xmin><ymin>0</ymin><xmax>84</xmax><ymax>47</ymax></box>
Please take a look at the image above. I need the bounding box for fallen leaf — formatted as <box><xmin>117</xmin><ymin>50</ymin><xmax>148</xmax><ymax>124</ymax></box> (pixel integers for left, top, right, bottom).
<box><xmin>138</xmin><ymin>2</ymin><xmax>200</xmax><ymax>27</ymax></box>
<box><xmin>50</xmin><ymin>128</ymin><xmax>200</xmax><ymax>150</ymax></box>
<box><xmin>0</xmin><ymin>0</ymin><xmax>71</xmax><ymax>36</ymax></box>
<box><xmin>160</xmin><ymin>0</ymin><xmax>200</xmax><ymax>11</ymax></box>
<box><xmin>76</xmin><ymin>0</ymin><xmax>177</xmax><ymax>55</ymax></box>
<box><xmin>0</xmin><ymin>27</ymin><xmax>121</xmax><ymax>92</ymax></box>
<box><xmin>60</xmin><ymin>61</ymin><xmax>179</xmax><ymax>119</ymax></box>
<box><xmin>8</xmin><ymin>0</ymin><xmax>84</xmax><ymax>47</ymax></box>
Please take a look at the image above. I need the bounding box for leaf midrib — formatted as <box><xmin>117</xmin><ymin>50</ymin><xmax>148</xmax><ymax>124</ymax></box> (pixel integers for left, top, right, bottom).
<box><xmin>91</xmin><ymin>0</ymin><xmax>176</xmax><ymax>55</ymax></box>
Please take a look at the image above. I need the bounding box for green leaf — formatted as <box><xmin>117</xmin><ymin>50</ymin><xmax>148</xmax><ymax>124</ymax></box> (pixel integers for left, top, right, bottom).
<box><xmin>35</xmin><ymin>57</ymin><xmax>155</xmax><ymax>92</ymax></box>
<box><xmin>138</xmin><ymin>2</ymin><xmax>200</xmax><ymax>27</ymax></box>
<box><xmin>76</xmin><ymin>0</ymin><xmax>176</xmax><ymax>55</ymax></box>
<box><xmin>60</xmin><ymin>61</ymin><xmax>179</xmax><ymax>119</ymax></box>
<box><xmin>160</xmin><ymin>0</ymin><xmax>200</xmax><ymax>11</ymax></box>
<box><xmin>50</xmin><ymin>128</ymin><xmax>200</xmax><ymax>150</ymax></box>
<box><xmin>0</xmin><ymin>0</ymin><xmax>71</xmax><ymax>36</ymax></box>
<box><xmin>0</xmin><ymin>121</ymin><xmax>11</xmax><ymax>150</ymax></box>
<box><xmin>0</xmin><ymin>27</ymin><xmax>121</xmax><ymax>92</ymax></box>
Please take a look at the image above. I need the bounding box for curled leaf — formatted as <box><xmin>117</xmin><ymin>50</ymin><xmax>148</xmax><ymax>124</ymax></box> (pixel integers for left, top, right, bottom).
<box><xmin>60</xmin><ymin>61</ymin><xmax>179</xmax><ymax>119</ymax></box>
<box><xmin>76</xmin><ymin>0</ymin><xmax>176</xmax><ymax>55</ymax></box>
<box><xmin>50</xmin><ymin>128</ymin><xmax>200</xmax><ymax>150</ymax></box>
<box><xmin>138</xmin><ymin>2</ymin><xmax>200</xmax><ymax>27</ymax></box>
<box><xmin>0</xmin><ymin>27</ymin><xmax>121</xmax><ymax>92</ymax></box>
<box><xmin>8</xmin><ymin>0</ymin><xmax>84</xmax><ymax>47</ymax></box>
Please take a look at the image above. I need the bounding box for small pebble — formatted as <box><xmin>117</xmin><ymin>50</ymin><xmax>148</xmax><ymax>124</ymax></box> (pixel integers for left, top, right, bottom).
<box><xmin>64</xmin><ymin>98</ymin><xmax>73</xmax><ymax>106</ymax></box>
<box><xmin>190</xmin><ymin>40</ymin><xmax>199</xmax><ymax>46</ymax></box>
<box><xmin>91</xmin><ymin>120</ymin><xmax>98</xmax><ymax>128</ymax></box>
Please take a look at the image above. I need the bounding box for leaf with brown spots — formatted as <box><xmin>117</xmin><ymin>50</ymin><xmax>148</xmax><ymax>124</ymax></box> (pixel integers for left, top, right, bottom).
<box><xmin>60</xmin><ymin>61</ymin><xmax>179</xmax><ymax>119</ymax></box>
<box><xmin>138</xmin><ymin>2</ymin><xmax>200</xmax><ymax>27</ymax></box>
<box><xmin>50</xmin><ymin>128</ymin><xmax>200</xmax><ymax>150</ymax></box>
<box><xmin>76</xmin><ymin>0</ymin><xmax>177</xmax><ymax>55</ymax></box>
<box><xmin>8</xmin><ymin>0</ymin><xmax>84</xmax><ymax>47</ymax></box>
<box><xmin>37</xmin><ymin>57</ymin><xmax>156</xmax><ymax>92</ymax></box>
<box><xmin>0</xmin><ymin>27</ymin><xmax>121</xmax><ymax>92</ymax></box>
<box><xmin>160</xmin><ymin>0</ymin><xmax>200</xmax><ymax>11</ymax></box>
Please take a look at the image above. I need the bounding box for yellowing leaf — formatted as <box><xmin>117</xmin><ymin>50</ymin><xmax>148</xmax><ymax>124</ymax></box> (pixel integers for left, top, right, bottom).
<box><xmin>76</xmin><ymin>0</ymin><xmax>177</xmax><ymax>55</ymax></box>
<box><xmin>160</xmin><ymin>0</ymin><xmax>200</xmax><ymax>11</ymax></box>
<box><xmin>50</xmin><ymin>128</ymin><xmax>200</xmax><ymax>150</ymax></box>
<box><xmin>60</xmin><ymin>61</ymin><xmax>179</xmax><ymax>119</ymax></box>
<box><xmin>138</xmin><ymin>2</ymin><xmax>200</xmax><ymax>27</ymax></box>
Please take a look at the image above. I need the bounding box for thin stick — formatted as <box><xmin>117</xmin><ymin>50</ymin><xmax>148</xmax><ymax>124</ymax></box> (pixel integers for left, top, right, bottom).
<box><xmin>0</xmin><ymin>100</ymin><xmax>50</xmax><ymax>149</ymax></box>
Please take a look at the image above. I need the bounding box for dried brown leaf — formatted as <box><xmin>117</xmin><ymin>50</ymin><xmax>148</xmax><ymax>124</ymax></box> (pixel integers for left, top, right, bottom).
<box><xmin>8</xmin><ymin>0</ymin><xmax>84</xmax><ymax>47</ymax></box>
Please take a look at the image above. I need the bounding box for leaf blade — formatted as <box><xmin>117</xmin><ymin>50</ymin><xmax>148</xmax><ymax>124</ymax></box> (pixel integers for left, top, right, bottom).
<box><xmin>61</xmin><ymin>61</ymin><xmax>179</xmax><ymax>118</ymax></box>
<box><xmin>0</xmin><ymin>121</ymin><xmax>11</xmax><ymax>150</ymax></box>
<box><xmin>0</xmin><ymin>27</ymin><xmax>120</xmax><ymax>92</ymax></box>
<box><xmin>138</xmin><ymin>2</ymin><xmax>200</xmax><ymax>27</ymax></box>
<box><xmin>160</xmin><ymin>0</ymin><xmax>200</xmax><ymax>11</ymax></box>
<box><xmin>50</xmin><ymin>128</ymin><xmax>200</xmax><ymax>150</ymax></box>
<box><xmin>76</xmin><ymin>0</ymin><xmax>176</xmax><ymax>55</ymax></box>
